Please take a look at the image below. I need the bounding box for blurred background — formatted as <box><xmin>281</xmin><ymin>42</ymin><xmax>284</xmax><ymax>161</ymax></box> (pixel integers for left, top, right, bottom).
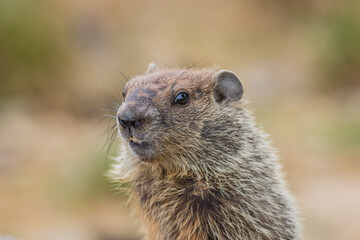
<box><xmin>0</xmin><ymin>0</ymin><xmax>359</xmax><ymax>239</ymax></box>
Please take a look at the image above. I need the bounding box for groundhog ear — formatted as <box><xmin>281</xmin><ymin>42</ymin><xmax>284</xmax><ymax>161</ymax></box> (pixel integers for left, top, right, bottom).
<box><xmin>213</xmin><ymin>70</ymin><xmax>243</xmax><ymax>103</ymax></box>
<box><xmin>146</xmin><ymin>62</ymin><xmax>158</xmax><ymax>74</ymax></box>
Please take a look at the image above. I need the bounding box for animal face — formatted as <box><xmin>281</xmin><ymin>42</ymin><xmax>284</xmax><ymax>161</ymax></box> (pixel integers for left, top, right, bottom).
<box><xmin>117</xmin><ymin>65</ymin><xmax>243</xmax><ymax>163</ymax></box>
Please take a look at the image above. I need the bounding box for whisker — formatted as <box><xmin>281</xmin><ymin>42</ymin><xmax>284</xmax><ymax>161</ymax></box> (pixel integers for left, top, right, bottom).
<box><xmin>96</xmin><ymin>86</ymin><xmax>122</xmax><ymax>106</ymax></box>
<box><xmin>189</xmin><ymin>56</ymin><xmax>207</xmax><ymax>69</ymax></box>
<box><xmin>104</xmin><ymin>114</ymin><xmax>117</xmax><ymax>119</ymax></box>
<box><xmin>86</xmin><ymin>116</ymin><xmax>116</xmax><ymax>132</ymax></box>
<box><xmin>108</xmin><ymin>82</ymin><xmax>124</xmax><ymax>103</ymax></box>
<box><xmin>103</xmin><ymin>123</ymin><xmax>119</xmax><ymax>154</ymax></box>
<box><xmin>85</xmin><ymin>121</ymin><xmax>116</xmax><ymax>144</ymax></box>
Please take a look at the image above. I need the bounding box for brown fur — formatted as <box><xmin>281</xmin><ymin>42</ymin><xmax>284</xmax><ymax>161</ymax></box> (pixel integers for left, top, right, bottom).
<box><xmin>110</xmin><ymin>65</ymin><xmax>300</xmax><ymax>240</ymax></box>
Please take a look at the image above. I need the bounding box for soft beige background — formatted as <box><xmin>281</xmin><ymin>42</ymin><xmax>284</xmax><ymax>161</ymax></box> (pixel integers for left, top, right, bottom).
<box><xmin>0</xmin><ymin>1</ymin><xmax>359</xmax><ymax>240</ymax></box>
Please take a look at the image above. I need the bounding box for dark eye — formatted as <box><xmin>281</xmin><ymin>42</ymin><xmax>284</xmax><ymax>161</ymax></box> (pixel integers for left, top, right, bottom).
<box><xmin>122</xmin><ymin>89</ymin><xmax>126</xmax><ymax>98</ymax></box>
<box><xmin>174</xmin><ymin>92</ymin><xmax>189</xmax><ymax>105</ymax></box>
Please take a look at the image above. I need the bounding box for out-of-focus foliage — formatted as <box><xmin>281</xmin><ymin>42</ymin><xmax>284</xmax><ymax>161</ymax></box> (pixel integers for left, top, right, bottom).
<box><xmin>0</xmin><ymin>0</ymin><xmax>71</xmax><ymax>99</ymax></box>
<box><xmin>317</xmin><ymin>4</ymin><xmax>360</xmax><ymax>92</ymax></box>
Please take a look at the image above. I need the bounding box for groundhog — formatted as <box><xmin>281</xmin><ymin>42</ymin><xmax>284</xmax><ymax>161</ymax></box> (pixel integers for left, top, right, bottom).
<box><xmin>110</xmin><ymin>63</ymin><xmax>300</xmax><ymax>240</ymax></box>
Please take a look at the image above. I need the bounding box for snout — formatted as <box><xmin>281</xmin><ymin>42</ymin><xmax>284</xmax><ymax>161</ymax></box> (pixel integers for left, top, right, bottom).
<box><xmin>117</xmin><ymin>100</ymin><xmax>157</xmax><ymax>161</ymax></box>
<box><xmin>117</xmin><ymin>102</ymin><xmax>150</xmax><ymax>140</ymax></box>
<box><xmin>116</xmin><ymin>85</ymin><xmax>161</xmax><ymax>161</ymax></box>
<box><xmin>118</xmin><ymin>114</ymin><xmax>145</xmax><ymax>130</ymax></box>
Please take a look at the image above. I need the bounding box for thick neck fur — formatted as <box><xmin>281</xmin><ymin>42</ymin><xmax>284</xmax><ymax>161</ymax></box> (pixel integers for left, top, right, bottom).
<box><xmin>111</xmin><ymin>103</ymin><xmax>299</xmax><ymax>240</ymax></box>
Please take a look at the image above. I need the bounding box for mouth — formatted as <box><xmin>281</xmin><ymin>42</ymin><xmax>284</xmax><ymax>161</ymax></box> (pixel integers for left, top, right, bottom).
<box><xmin>129</xmin><ymin>139</ymin><xmax>148</xmax><ymax>148</ymax></box>
<box><xmin>128</xmin><ymin>139</ymin><xmax>154</xmax><ymax>162</ymax></box>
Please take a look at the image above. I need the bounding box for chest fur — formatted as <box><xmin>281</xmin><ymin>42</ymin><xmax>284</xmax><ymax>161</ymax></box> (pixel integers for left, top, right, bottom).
<box><xmin>133</xmin><ymin>174</ymin><xmax>296</xmax><ymax>240</ymax></box>
<box><xmin>134</xmin><ymin>177</ymin><xmax>252</xmax><ymax>240</ymax></box>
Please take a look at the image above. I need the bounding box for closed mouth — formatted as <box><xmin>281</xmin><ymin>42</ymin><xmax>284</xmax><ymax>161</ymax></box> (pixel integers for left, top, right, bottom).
<box><xmin>129</xmin><ymin>139</ymin><xmax>150</xmax><ymax>149</ymax></box>
<box><xmin>129</xmin><ymin>139</ymin><xmax>140</xmax><ymax>146</ymax></box>
<box><xmin>128</xmin><ymin>139</ymin><xmax>154</xmax><ymax>162</ymax></box>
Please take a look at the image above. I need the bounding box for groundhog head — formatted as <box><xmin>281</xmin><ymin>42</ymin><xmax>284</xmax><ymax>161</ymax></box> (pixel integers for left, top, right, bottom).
<box><xmin>117</xmin><ymin>63</ymin><xmax>243</xmax><ymax>166</ymax></box>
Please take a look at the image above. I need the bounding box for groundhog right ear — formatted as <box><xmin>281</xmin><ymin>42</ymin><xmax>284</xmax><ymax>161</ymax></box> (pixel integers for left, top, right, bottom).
<box><xmin>213</xmin><ymin>70</ymin><xmax>243</xmax><ymax>103</ymax></box>
<box><xmin>146</xmin><ymin>62</ymin><xmax>158</xmax><ymax>74</ymax></box>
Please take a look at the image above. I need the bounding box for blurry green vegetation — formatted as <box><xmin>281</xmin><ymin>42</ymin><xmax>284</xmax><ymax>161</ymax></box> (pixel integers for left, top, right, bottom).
<box><xmin>0</xmin><ymin>0</ymin><xmax>359</xmax><ymax>100</ymax></box>
<box><xmin>317</xmin><ymin>4</ymin><xmax>360</xmax><ymax>92</ymax></box>
<box><xmin>255</xmin><ymin>0</ymin><xmax>360</xmax><ymax>93</ymax></box>
<box><xmin>0</xmin><ymin>0</ymin><xmax>71</xmax><ymax>99</ymax></box>
<box><xmin>326</xmin><ymin>119</ymin><xmax>360</xmax><ymax>149</ymax></box>
<box><xmin>50</xmin><ymin>145</ymin><xmax>126</xmax><ymax>207</ymax></box>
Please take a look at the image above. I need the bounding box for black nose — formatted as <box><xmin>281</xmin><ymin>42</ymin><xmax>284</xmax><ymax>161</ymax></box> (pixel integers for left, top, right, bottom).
<box><xmin>118</xmin><ymin>116</ymin><xmax>145</xmax><ymax>129</ymax></box>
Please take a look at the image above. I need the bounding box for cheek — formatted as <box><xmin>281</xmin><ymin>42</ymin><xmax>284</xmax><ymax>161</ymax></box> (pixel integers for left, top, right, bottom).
<box><xmin>189</xmin><ymin>121</ymin><xmax>199</xmax><ymax>130</ymax></box>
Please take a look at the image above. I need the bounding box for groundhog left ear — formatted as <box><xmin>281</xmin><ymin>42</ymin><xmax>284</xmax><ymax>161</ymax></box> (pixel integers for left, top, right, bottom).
<box><xmin>214</xmin><ymin>70</ymin><xmax>243</xmax><ymax>103</ymax></box>
<box><xmin>146</xmin><ymin>62</ymin><xmax>158</xmax><ymax>74</ymax></box>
